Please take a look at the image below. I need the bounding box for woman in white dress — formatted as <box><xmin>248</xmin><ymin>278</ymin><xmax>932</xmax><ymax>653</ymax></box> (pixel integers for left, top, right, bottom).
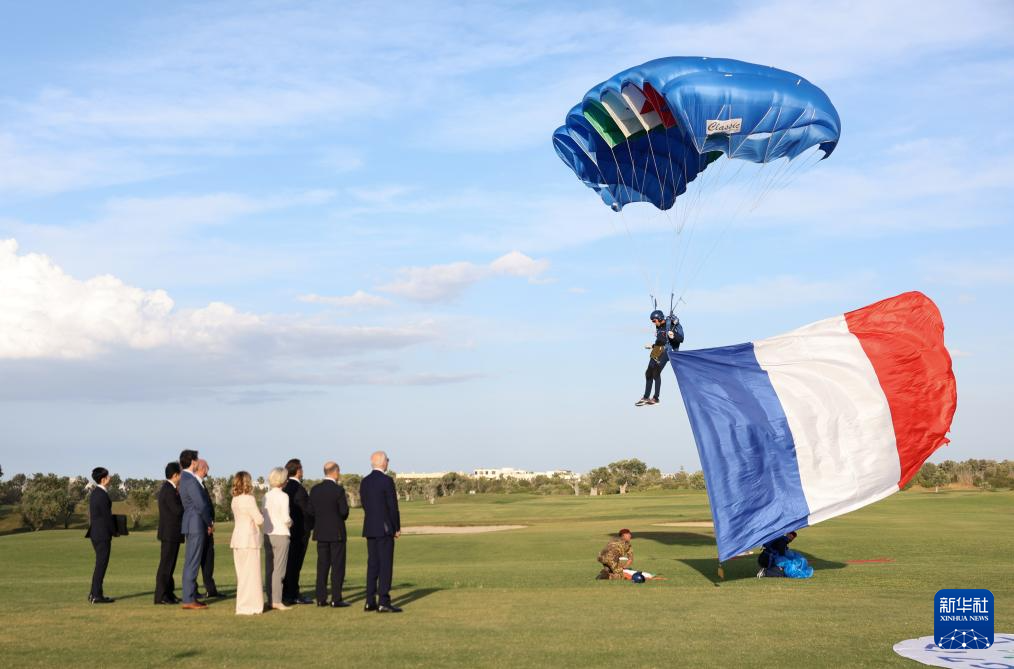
<box><xmin>230</xmin><ymin>471</ymin><xmax>264</xmax><ymax>615</ymax></box>
<box><xmin>262</xmin><ymin>467</ymin><xmax>292</xmax><ymax>611</ymax></box>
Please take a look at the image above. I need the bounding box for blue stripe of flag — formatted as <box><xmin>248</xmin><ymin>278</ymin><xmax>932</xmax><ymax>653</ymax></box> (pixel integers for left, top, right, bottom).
<box><xmin>670</xmin><ymin>343</ymin><xmax>811</xmax><ymax>561</ymax></box>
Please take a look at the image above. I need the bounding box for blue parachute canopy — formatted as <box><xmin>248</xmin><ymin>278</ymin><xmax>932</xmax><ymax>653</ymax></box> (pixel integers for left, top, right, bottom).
<box><xmin>552</xmin><ymin>57</ymin><xmax>841</xmax><ymax>211</ymax></box>
<box><xmin>775</xmin><ymin>549</ymin><xmax>814</xmax><ymax>579</ymax></box>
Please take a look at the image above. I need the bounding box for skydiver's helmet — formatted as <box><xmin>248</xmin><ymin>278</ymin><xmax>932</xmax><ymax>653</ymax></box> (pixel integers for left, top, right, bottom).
<box><xmin>631</xmin><ymin>571</ymin><xmax>646</xmax><ymax>583</ymax></box>
<box><xmin>650</xmin><ymin>310</ymin><xmax>665</xmax><ymax>322</ymax></box>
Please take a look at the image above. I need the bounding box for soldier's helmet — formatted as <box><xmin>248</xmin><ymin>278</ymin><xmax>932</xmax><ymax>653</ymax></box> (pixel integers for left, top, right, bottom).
<box><xmin>631</xmin><ymin>571</ymin><xmax>646</xmax><ymax>584</ymax></box>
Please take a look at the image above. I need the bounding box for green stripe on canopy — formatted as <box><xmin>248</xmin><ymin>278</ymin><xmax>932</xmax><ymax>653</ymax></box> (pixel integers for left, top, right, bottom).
<box><xmin>583</xmin><ymin>101</ymin><xmax>625</xmax><ymax>148</ymax></box>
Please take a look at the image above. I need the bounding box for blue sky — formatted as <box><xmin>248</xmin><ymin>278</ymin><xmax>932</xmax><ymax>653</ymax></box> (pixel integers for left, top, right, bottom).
<box><xmin>1</xmin><ymin>0</ymin><xmax>1012</xmax><ymax>477</ymax></box>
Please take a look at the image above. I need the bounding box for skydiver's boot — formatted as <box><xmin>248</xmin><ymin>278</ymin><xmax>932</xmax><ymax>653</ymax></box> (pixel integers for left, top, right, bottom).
<box><xmin>647</xmin><ymin>398</ymin><xmax>659</xmax><ymax>405</ymax></box>
<box><xmin>635</xmin><ymin>397</ymin><xmax>649</xmax><ymax>406</ymax></box>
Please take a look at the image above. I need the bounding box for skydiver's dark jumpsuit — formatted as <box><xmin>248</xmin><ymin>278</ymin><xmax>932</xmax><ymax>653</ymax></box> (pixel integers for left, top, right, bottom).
<box><xmin>643</xmin><ymin>321</ymin><xmax>684</xmax><ymax>400</ymax></box>
<box><xmin>757</xmin><ymin>535</ymin><xmax>792</xmax><ymax>577</ymax></box>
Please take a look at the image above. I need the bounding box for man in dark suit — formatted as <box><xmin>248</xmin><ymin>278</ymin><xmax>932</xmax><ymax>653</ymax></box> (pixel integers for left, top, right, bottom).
<box><xmin>179</xmin><ymin>449</ymin><xmax>212</xmax><ymax>610</ymax></box>
<box><xmin>282</xmin><ymin>458</ymin><xmax>314</xmax><ymax>605</ymax></box>
<box><xmin>154</xmin><ymin>462</ymin><xmax>183</xmax><ymax>604</ymax></box>
<box><xmin>360</xmin><ymin>451</ymin><xmax>401</xmax><ymax>613</ymax></box>
<box><xmin>195</xmin><ymin>458</ymin><xmax>221</xmax><ymax>598</ymax></box>
<box><xmin>309</xmin><ymin>461</ymin><xmax>350</xmax><ymax>608</ymax></box>
<box><xmin>85</xmin><ymin>466</ymin><xmax>117</xmax><ymax>604</ymax></box>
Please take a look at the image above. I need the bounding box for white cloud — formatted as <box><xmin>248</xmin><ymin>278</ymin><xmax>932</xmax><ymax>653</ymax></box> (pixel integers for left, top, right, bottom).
<box><xmin>379</xmin><ymin>251</ymin><xmax>551</xmax><ymax>302</ymax></box>
<box><xmin>488</xmin><ymin>250</ymin><xmax>551</xmax><ymax>279</ymax></box>
<box><xmin>298</xmin><ymin>290</ymin><xmax>392</xmax><ymax>308</ymax></box>
<box><xmin>0</xmin><ymin>238</ymin><xmax>419</xmax><ymax>360</ymax></box>
<box><xmin>0</xmin><ymin>239</ymin><xmax>473</xmax><ymax>399</ymax></box>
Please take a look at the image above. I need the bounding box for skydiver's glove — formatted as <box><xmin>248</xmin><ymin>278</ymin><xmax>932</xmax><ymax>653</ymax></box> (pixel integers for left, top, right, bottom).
<box><xmin>667</xmin><ymin>331</ymin><xmax>675</xmax><ymax>339</ymax></box>
<box><xmin>644</xmin><ymin>344</ymin><xmax>652</xmax><ymax>349</ymax></box>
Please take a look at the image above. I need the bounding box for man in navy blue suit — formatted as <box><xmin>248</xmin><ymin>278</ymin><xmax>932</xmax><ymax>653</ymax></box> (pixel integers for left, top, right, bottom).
<box><xmin>85</xmin><ymin>466</ymin><xmax>117</xmax><ymax>603</ymax></box>
<box><xmin>178</xmin><ymin>449</ymin><xmax>213</xmax><ymax>610</ymax></box>
<box><xmin>359</xmin><ymin>451</ymin><xmax>401</xmax><ymax>613</ymax></box>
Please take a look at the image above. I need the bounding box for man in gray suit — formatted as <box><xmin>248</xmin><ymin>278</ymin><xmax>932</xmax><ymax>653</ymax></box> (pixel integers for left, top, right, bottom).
<box><xmin>179</xmin><ymin>449</ymin><xmax>212</xmax><ymax>610</ymax></box>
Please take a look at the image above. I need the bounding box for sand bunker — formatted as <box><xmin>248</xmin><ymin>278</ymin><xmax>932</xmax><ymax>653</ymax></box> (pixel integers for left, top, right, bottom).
<box><xmin>653</xmin><ymin>521</ymin><xmax>714</xmax><ymax>528</ymax></box>
<box><xmin>401</xmin><ymin>525</ymin><xmax>527</xmax><ymax>535</ymax></box>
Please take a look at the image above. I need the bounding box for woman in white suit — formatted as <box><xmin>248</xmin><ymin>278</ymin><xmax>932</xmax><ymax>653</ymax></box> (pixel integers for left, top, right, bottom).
<box><xmin>262</xmin><ymin>467</ymin><xmax>292</xmax><ymax>611</ymax></box>
<box><xmin>230</xmin><ymin>471</ymin><xmax>264</xmax><ymax>615</ymax></box>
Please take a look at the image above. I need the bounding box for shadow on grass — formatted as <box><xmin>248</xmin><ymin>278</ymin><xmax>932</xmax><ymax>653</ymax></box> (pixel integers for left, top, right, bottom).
<box><xmin>114</xmin><ymin>590</ymin><xmax>157</xmax><ymax>601</ymax></box>
<box><xmin>343</xmin><ymin>582</ymin><xmax>417</xmax><ymax>605</ymax></box>
<box><xmin>392</xmin><ymin>587</ymin><xmax>441</xmax><ymax>607</ymax></box>
<box><xmin>631</xmin><ymin>531</ymin><xmax>717</xmax><ymax>547</ymax></box>
<box><xmin>680</xmin><ymin>551</ymin><xmax>847</xmax><ymax>586</ymax></box>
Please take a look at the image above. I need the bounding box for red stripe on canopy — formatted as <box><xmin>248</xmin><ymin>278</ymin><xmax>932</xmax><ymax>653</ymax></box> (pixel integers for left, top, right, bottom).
<box><xmin>641</xmin><ymin>82</ymin><xmax>677</xmax><ymax>128</ymax></box>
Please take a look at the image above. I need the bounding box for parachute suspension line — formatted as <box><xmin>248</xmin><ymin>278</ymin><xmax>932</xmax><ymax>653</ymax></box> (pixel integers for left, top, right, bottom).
<box><xmin>671</xmin><ymin>150</ymin><xmax>706</xmax><ymax>296</ymax></box>
<box><xmin>639</xmin><ymin>124</ymin><xmax>678</xmax><ymax>299</ymax></box>
<box><xmin>678</xmin><ymin>158</ymin><xmax>774</xmax><ymax>305</ymax></box>
<box><xmin>604</xmin><ymin>141</ymin><xmax>655</xmax><ymax>297</ymax></box>
<box><xmin>673</xmin><ymin>151</ymin><xmax>746</xmax><ymax>297</ymax></box>
<box><xmin>569</xmin><ymin>135</ymin><xmax>655</xmax><ymax>301</ymax></box>
<box><xmin>675</xmin><ymin>103</ymin><xmax>788</xmax><ymax>299</ymax></box>
<box><xmin>743</xmin><ymin>107</ymin><xmax>810</xmax><ymax>212</ymax></box>
<box><xmin>677</xmin><ymin>129</ymin><xmax>827</xmax><ymax>306</ymax></box>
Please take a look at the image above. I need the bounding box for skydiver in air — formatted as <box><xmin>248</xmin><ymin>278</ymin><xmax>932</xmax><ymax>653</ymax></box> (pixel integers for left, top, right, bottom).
<box><xmin>636</xmin><ymin>309</ymin><xmax>683</xmax><ymax>406</ymax></box>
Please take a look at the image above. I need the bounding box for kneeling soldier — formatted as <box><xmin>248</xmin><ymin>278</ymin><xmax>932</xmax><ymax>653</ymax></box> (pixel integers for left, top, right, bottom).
<box><xmin>597</xmin><ymin>528</ymin><xmax>633</xmax><ymax>580</ymax></box>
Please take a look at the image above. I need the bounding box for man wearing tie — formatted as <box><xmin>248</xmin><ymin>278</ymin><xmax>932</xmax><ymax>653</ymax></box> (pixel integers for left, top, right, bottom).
<box><xmin>195</xmin><ymin>458</ymin><xmax>221</xmax><ymax>599</ymax></box>
<box><xmin>282</xmin><ymin>458</ymin><xmax>314</xmax><ymax>605</ymax></box>
<box><xmin>179</xmin><ymin>450</ymin><xmax>212</xmax><ymax>610</ymax></box>
<box><xmin>85</xmin><ymin>466</ymin><xmax>117</xmax><ymax>604</ymax></box>
<box><xmin>154</xmin><ymin>462</ymin><xmax>183</xmax><ymax>605</ymax></box>
<box><xmin>309</xmin><ymin>461</ymin><xmax>350</xmax><ymax>608</ymax></box>
<box><xmin>360</xmin><ymin>451</ymin><xmax>401</xmax><ymax>613</ymax></box>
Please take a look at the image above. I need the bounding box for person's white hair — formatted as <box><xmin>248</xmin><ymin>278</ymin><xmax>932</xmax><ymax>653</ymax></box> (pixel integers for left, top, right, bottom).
<box><xmin>268</xmin><ymin>467</ymin><xmax>287</xmax><ymax>488</ymax></box>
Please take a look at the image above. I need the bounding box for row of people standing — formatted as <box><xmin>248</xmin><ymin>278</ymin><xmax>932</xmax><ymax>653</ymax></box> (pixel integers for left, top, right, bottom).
<box><xmin>87</xmin><ymin>450</ymin><xmax>402</xmax><ymax>614</ymax></box>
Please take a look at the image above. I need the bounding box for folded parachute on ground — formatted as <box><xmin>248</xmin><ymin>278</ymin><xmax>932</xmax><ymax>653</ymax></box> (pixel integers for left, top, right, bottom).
<box><xmin>670</xmin><ymin>292</ymin><xmax>957</xmax><ymax>561</ymax></box>
<box><xmin>775</xmin><ymin>550</ymin><xmax>814</xmax><ymax>579</ymax></box>
<box><xmin>552</xmin><ymin>57</ymin><xmax>841</xmax><ymax>211</ymax></box>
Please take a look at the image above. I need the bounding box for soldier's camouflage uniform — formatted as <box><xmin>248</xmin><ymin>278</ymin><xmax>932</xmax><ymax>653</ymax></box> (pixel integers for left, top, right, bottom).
<box><xmin>597</xmin><ymin>538</ymin><xmax>633</xmax><ymax>580</ymax></box>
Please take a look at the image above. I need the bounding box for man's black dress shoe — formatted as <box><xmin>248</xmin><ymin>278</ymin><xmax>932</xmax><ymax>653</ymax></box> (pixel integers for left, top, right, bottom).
<box><xmin>296</xmin><ymin>596</ymin><xmax>314</xmax><ymax>605</ymax></box>
<box><xmin>316</xmin><ymin>601</ymin><xmax>329</xmax><ymax>607</ymax></box>
<box><xmin>89</xmin><ymin>595</ymin><xmax>115</xmax><ymax>604</ymax></box>
<box><xmin>363</xmin><ymin>603</ymin><xmax>377</xmax><ymax>612</ymax></box>
<box><xmin>205</xmin><ymin>590</ymin><xmax>223</xmax><ymax>599</ymax></box>
<box><xmin>330</xmin><ymin>601</ymin><xmax>351</xmax><ymax>608</ymax></box>
<box><xmin>377</xmin><ymin>604</ymin><xmax>403</xmax><ymax>613</ymax></box>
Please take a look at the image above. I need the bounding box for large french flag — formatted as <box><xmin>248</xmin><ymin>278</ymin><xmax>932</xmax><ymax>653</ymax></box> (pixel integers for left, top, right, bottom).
<box><xmin>671</xmin><ymin>292</ymin><xmax>957</xmax><ymax>561</ymax></box>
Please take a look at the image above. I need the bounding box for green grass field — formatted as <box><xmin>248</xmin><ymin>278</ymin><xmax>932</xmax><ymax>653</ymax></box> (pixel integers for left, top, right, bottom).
<box><xmin>0</xmin><ymin>490</ymin><xmax>1011</xmax><ymax>668</ymax></box>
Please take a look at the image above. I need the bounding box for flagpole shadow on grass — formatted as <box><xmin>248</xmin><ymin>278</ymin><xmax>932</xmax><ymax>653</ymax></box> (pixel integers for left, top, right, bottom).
<box><xmin>680</xmin><ymin>552</ymin><xmax>847</xmax><ymax>585</ymax></box>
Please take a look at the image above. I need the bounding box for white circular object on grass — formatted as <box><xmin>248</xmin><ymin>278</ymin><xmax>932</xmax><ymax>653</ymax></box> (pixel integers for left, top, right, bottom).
<box><xmin>893</xmin><ymin>633</ymin><xmax>1014</xmax><ymax>667</ymax></box>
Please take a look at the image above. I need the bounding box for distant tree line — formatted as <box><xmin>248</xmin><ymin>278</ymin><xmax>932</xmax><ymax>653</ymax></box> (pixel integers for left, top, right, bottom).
<box><xmin>908</xmin><ymin>459</ymin><xmax>1014</xmax><ymax>491</ymax></box>
<box><xmin>2</xmin><ymin>458</ymin><xmax>1011</xmax><ymax>530</ymax></box>
<box><xmin>390</xmin><ymin>459</ymin><xmax>707</xmax><ymax>503</ymax></box>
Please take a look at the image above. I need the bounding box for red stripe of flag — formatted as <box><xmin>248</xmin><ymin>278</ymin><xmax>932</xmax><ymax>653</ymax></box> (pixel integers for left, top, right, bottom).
<box><xmin>844</xmin><ymin>292</ymin><xmax>957</xmax><ymax>488</ymax></box>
